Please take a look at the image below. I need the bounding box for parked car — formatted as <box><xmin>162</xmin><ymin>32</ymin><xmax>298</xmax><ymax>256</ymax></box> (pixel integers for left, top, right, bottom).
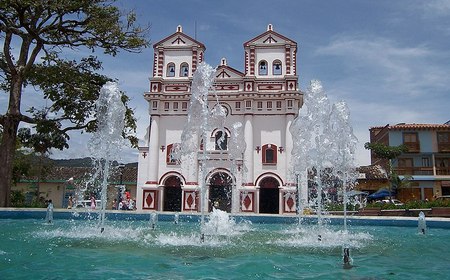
<box><xmin>435</xmin><ymin>195</ymin><xmax>450</xmax><ymax>202</ymax></box>
<box><xmin>75</xmin><ymin>199</ymin><xmax>102</xmax><ymax>209</ymax></box>
<box><xmin>376</xmin><ymin>199</ymin><xmax>404</xmax><ymax>206</ymax></box>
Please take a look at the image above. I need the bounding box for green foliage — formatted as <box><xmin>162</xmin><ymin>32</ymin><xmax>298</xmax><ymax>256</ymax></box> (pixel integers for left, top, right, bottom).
<box><xmin>21</xmin><ymin>55</ymin><xmax>113</xmax><ymax>150</ymax></box>
<box><xmin>12</xmin><ymin>149</ymin><xmax>53</xmax><ymax>184</ymax></box>
<box><xmin>0</xmin><ymin>0</ymin><xmax>149</xmax><ymax>148</ymax></box>
<box><xmin>10</xmin><ymin>190</ymin><xmax>25</xmax><ymax>207</ymax></box>
<box><xmin>12</xmin><ymin>150</ymin><xmax>32</xmax><ymax>185</ymax></box>
<box><xmin>364</xmin><ymin>142</ymin><xmax>409</xmax><ymax>198</ymax></box>
<box><xmin>364</xmin><ymin>142</ymin><xmax>409</xmax><ymax>160</ymax></box>
<box><xmin>366</xmin><ymin>200</ymin><xmax>450</xmax><ymax>210</ymax></box>
<box><xmin>324</xmin><ymin>203</ymin><xmax>361</xmax><ymax>212</ymax></box>
<box><xmin>0</xmin><ymin>0</ymin><xmax>150</xmax><ymax>206</ymax></box>
<box><xmin>10</xmin><ymin>190</ymin><xmax>46</xmax><ymax>208</ymax></box>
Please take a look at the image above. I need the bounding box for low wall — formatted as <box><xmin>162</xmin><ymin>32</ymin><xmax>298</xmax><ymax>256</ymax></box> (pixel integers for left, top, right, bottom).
<box><xmin>1</xmin><ymin>208</ymin><xmax>450</xmax><ymax>229</ymax></box>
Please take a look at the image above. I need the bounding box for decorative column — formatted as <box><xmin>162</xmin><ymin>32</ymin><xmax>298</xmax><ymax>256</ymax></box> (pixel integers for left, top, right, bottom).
<box><xmin>285</xmin><ymin>45</ymin><xmax>291</xmax><ymax>75</ymax></box>
<box><xmin>285</xmin><ymin>114</ymin><xmax>294</xmax><ymax>182</ymax></box>
<box><xmin>249</xmin><ymin>47</ymin><xmax>255</xmax><ymax>75</ymax></box>
<box><xmin>244</xmin><ymin>114</ymin><xmax>254</xmax><ymax>185</ymax></box>
<box><xmin>148</xmin><ymin>115</ymin><xmax>160</xmax><ymax>184</ymax></box>
<box><xmin>232</xmin><ymin>165</ymin><xmax>243</xmax><ymax>213</ymax></box>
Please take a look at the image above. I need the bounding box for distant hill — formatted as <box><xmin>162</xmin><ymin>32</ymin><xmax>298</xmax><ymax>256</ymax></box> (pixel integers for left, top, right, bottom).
<box><xmin>51</xmin><ymin>157</ymin><xmax>137</xmax><ymax>168</ymax></box>
<box><xmin>51</xmin><ymin>157</ymin><xmax>93</xmax><ymax>167</ymax></box>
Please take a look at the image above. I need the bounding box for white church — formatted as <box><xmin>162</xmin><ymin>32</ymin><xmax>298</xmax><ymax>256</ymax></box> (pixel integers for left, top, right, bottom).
<box><xmin>136</xmin><ymin>24</ymin><xmax>303</xmax><ymax>214</ymax></box>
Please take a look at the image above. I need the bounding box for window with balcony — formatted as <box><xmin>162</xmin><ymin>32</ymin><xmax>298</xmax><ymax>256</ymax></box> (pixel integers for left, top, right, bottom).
<box><xmin>262</xmin><ymin>144</ymin><xmax>277</xmax><ymax>165</ymax></box>
<box><xmin>397</xmin><ymin>158</ymin><xmax>414</xmax><ymax>175</ymax></box>
<box><xmin>436</xmin><ymin>158</ymin><xmax>450</xmax><ymax>175</ymax></box>
<box><xmin>438</xmin><ymin>132</ymin><xmax>450</xmax><ymax>152</ymax></box>
<box><xmin>164</xmin><ymin>102</ymin><xmax>169</xmax><ymax>111</ymax></box>
<box><xmin>182</xmin><ymin>102</ymin><xmax>188</xmax><ymax>111</ymax></box>
<box><xmin>403</xmin><ymin>132</ymin><xmax>420</xmax><ymax>152</ymax></box>
<box><xmin>422</xmin><ymin>157</ymin><xmax>430</xmax><ymax>167</ymax></box>
<box><xmin>173</xmin><ymin>102</ymin><xmax>178</xmax><ymax>111</ymax></box>
<box><xmin>267</xmin><ymin>101</ymin><xmax>272</xmax><ymax>110</ymax></box>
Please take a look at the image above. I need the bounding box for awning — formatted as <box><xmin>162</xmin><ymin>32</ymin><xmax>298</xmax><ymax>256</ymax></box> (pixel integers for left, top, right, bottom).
<box><xmin>367</xmin><ymin>189</ymin><xmax>392</xmax><ymax>200</ymax></box>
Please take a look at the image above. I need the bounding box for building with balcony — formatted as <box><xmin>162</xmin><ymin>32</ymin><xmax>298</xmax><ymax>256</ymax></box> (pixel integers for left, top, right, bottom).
<box><xmin>368</xmin><ymin>122</ymin><xmax>450</xmax><ymax>201</ymax></box>
<box><xmin>136</xmin><ymin>25</ymin><xmax>303</xmax><ymax>214</ymax></box>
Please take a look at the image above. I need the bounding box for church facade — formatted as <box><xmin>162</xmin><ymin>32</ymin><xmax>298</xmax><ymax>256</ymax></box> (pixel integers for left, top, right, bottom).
<box><xmin>136</xmin><ymin>25</ymin><xmax>303</xmax><ymax>214</ymax></box>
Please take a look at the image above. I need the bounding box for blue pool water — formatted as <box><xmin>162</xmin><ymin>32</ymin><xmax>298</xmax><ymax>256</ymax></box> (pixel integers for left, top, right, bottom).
<box><xmin>1</xmin><ymin>212</ymin><xmax>450</xmax><ymax>279</ymax></box>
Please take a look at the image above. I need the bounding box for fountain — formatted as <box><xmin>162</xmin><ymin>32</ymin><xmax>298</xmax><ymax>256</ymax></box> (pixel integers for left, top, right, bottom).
<box><xmin>45</xmin><ymin>199</ymin><xmax>54</xmax><ymax>224</ymax></box>
<box><xmin>150</xmin><ymin>212</ymin><xmax>158</xmax><ymax>229</ymax></box>
<box><xmin>178</xmin><ymin>62</ymin><xmax>245</xmax><ymax>241</ymax></box>
<box><xmin>3</xmin><ymin>73</ymin><xmax>450</xmax><ymax>277</ymax></box>
<box><xmin>87</xmin><ymin>81</ymin><xmax>126</xmax><ymax>232</ymax></box>
<box><xmin>178</xmin><ymin>62</ymin><xmax>215</xmax><ymax>241</ymax></box>
<box><xmin>290</xmin><ymin>80</ymin><xmax>358</xmax><ymax>267</ymax></box>
<box><xmin>418</xmin><ymin>211</ymin><xmax>427</xmax><ymax>234</ymax></box>
<box><xmin>3</xmin><ymin>215</ymin><xmax>450</xmax><ymax>279</ymax></box>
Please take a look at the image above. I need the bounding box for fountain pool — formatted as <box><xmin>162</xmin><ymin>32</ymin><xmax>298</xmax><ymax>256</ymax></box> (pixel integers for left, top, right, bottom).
<box><xmin>1</xmin><ymin>212</ymin><xmax>450</xmax><ymax>279</ymax></box>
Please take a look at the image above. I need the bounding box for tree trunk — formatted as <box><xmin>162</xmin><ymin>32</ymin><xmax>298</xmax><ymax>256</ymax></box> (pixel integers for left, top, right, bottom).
<box><xmin>0</xmin><ymin>76</ymin><xmax>23</xmax><ymax>207</ymax></box>
<box><xmin>0</xmin><ymin>116</ymin><xmax>20</xmax><ymax>207</ymax></box>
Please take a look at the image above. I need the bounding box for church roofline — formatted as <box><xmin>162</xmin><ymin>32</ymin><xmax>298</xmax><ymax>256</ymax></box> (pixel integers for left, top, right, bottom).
<box><xmin>243</xmin><ymin>24</ymin><xmax>297</xmax><ymax>48</ymax></box>
<box><xmin>152</xmin><ymin>25</ymin><xmax>206</xmax><ymax>50</ymax></box>
<box><xmin>215</xmin><ymin>64</ymin><xmax>245</xmax><ymax>77</ymax></box>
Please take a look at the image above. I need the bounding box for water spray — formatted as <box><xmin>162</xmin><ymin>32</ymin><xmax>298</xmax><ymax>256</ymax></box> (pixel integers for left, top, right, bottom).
<box><xmin>88</xmin><ymin>82</ymin><xmax>126</xmax><ymax>235</ymax></box>
<box><xmin>343</xmin><ymin>247</ymin><xmax>352</xmax><ymax>269</ymax></box>
<box><xmin>150</xmin><ymin>212</ymin><xmax>158</xmax><ymax>229</ymax></box>
<box><xmin>418</xmin><ymin>211</ymin><xmax>426</xmax><ymax>235</ymax></box>
<box><xmin>200</xmin><ymin>233</ymin><xmax>205</xmax><ymax>243</ymax></box>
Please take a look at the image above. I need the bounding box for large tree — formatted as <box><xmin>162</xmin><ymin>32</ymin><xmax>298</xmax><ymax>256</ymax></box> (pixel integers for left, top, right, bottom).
<box><xmin>0</xmin><ymin>0</ymin><xmax>149</xmax><ymax>206</ymax></box>
<box><xmin>364</xmin><ymin>142</ymin><xmax>409</xmax><ymax>199</ymax></box>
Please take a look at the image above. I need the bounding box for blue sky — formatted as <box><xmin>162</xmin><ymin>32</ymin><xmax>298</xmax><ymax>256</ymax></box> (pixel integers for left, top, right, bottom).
<box><xmin>2</xmin><ymin>0</ymin><xmax>450</xmax><ymax>166</ymax></box>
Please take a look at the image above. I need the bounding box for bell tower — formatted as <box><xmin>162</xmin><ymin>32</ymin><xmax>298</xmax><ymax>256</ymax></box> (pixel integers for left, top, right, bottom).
<box><xmin>150</xmin><ymin>25</ymin><xmax>206</xmax><ymax>93</ymax></box>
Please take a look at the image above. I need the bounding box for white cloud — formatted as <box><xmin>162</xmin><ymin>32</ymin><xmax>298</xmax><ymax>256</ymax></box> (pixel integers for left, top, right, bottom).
<box><xmin>311</xmin><ymin>35</ymin><xmax>450</xmax><ymax>165</ymax></box>
<box><xmin>315</xmin><ymin>35</ymin><xmax>450</xmax><ymax>98</ymax></box>
<box><xmin>421</xmin><ymin>0</ymin><xmax>450</xmax><ymax>17</ymax></box>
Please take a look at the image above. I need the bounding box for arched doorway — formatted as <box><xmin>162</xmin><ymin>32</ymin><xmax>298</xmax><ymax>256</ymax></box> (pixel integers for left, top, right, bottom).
<box><xmin>259</xmin><ymin>177</ymin><xmax>280</xmax><ymax>214</ymax></box>
<box><xmin>163</xmin><ymin>176</ymin><xmax>182</xmax><ymax>212</ymax></box>
<box><xmin>209</xmin><ymin>172</ymin><xmax>232</xmax><ymax>212</ymax></box>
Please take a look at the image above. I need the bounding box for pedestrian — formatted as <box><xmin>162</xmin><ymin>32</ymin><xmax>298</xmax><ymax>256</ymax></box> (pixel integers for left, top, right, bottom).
<box><xmin>90</xmin><ymin>195</ymin><xmax>96</xmax><ymax>210</ymax></box>
<box><xmin>67</xmin><ymin>195</ymin><xmax>73</xmax><ymax>209</ymax></box>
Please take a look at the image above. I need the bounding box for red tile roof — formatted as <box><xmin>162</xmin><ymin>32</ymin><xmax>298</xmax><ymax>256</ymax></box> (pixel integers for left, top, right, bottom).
<box><xmin>370</xmin><ymin>123</ymin><xmax>450</xmax><ymax>131</ymax></box>
<box><xmin>20</xmin><ymin>166</ymin><xmax>137</xmax><ymax>184</ymax></box>
<box><xmin>357</xmin><ymin>165</ymin><xmax>388</xmax><ymax>180</ymax></box>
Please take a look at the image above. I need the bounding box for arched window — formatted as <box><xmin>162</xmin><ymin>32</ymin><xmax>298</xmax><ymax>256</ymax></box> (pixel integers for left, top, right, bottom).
<box><xmin>215</xmin><ymin>130</ymin><xmax>228</xmax><ymax>151</ymax></box>
<box><xmin>273</xmin><ymin>60</ymin><xmax>282</xmax><ymax>75</ymax></box>
<box><xmin>262</xmin><ymin>144</ymin><xmax>277</xmax><ymax>164</ymax></box>
<box><xmin>166</xmin><ymin>143</ymin><xmax>181</xmax><ymax>165</ymax></box>
<box><xmin>167</xmin><ymin>63</ymin><xmax>175</xmax><ymax>77</ymax></box>
<box><xmin>180</xmin><ymin>63</ymin><xmax>189</xmax><ymax>77</ymax></box>
<box><xmin>258</xmin><ymin>60</ymin><xmax>268</xmax><ymax>75</ymax></box>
